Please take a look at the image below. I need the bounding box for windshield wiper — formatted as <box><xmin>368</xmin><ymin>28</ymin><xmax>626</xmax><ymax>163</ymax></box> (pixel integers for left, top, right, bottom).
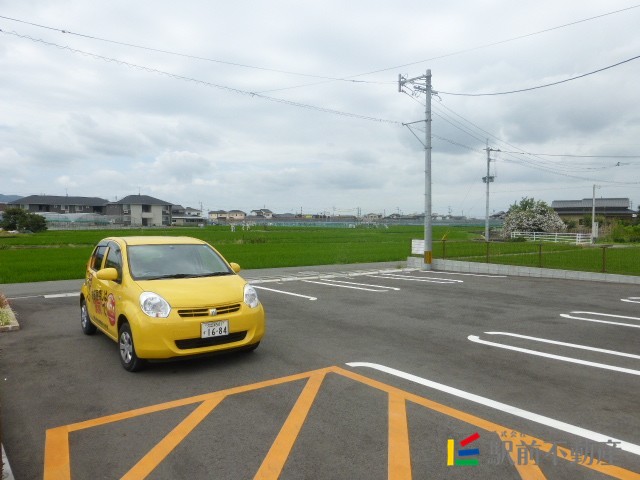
<box><xmin>142</xmin><ymin>272</ymin><xmax>232</xmax><ymax>280</ymax></box>
<box><xmin>142</xmin><ymin>273</ymin><xmax>196</xmax><ymax>280</ymax></box>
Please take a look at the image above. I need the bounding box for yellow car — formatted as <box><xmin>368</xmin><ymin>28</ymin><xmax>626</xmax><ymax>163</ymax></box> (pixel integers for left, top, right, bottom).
<box><xmin>80</xmin><ymin>236</ymin><xmax>265</xmax><ymax>371</ymax></box>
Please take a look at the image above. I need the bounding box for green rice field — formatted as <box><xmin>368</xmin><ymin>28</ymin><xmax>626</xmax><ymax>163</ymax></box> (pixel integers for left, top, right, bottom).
<box><xmin>0</xmin><ymin>225</ymin><xmax>638</xmax><ymax>283</ymax></box>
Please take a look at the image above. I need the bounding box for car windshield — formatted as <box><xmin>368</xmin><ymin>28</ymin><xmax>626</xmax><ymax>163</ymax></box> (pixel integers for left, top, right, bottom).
<box><xmin>127</xmin><ymin>244</ymin><xmax>233</xmax><ymax>280</ymax></box>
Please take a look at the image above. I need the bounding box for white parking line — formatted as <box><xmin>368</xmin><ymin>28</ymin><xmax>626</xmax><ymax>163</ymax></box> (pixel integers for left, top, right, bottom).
<box><xmin>468</xmin><ymin>335</ymin><xmax>640</xmax><ymax>376</ymax></box>
<box><xmin>8</xmin><ymin>292</ymin><xmax>79</xmax><ymax>300</ymax></box>
<box><xmin>368</xmin><ymin>273</ymin><xmax>462</xmax><ymax>284</ymax></box>
<box><xmin>420</xmin><ymin>271</ymin><xmax>507</xmax><ymax>278</ymax></box>
<box><xmin>346</xmin><ymin>361</ymin><xmax>640</xmax><ymax>457</ymax></box>
<box><xmin>484</xmin><ymin>332</ymin><xmax>640</xmax><ymax>360</ymax></box>
<box><xmin>367</xmin><ymin>274</ymin><xmax>464</xmax><ymax>284</ymax></box>
<box><xmin>252</xmin><ymin>286</ymin><xmax>317</xmax><ymax>301</ymax></box>
<box><xmin>301</xmin><ymin>280</ymin><xmax>390</xmax><ymax>292</ymax></box>
<box><xmin>560</xmin><ymin>311</ymin><xmax>640</xmax><ymax>329</ymax></box>
<box><xmin>43</xmin><ymin>293</ymin><xmax>79</xmax><ymax>299</ymax></box>
<box><xmin>622</xmin><ymin>297</ymin><xmax>640</xmax><ymax>304</ymax></box>
<box><xmin>314</xmin><ymin>279</ymin><xmax>401</xmax><ymax>291</ymax></box>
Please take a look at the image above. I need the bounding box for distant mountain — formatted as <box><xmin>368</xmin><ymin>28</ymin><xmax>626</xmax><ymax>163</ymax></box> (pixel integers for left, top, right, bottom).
<box><xmin>0</xmin><ymin>194</ymin><xmax>22</xmax><ymax>203</ymax></box>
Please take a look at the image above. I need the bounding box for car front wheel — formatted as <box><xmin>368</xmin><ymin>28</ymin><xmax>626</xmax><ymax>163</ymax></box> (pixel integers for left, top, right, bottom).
<box><xmin>119</xmin><ymin>322</ymin><xmax>146</xmax><ymax>372</ymax></box>
<box><xmin>80</xmin><ymin>298</ymin><xmax>97</xmax><ymax>335</ymax></box>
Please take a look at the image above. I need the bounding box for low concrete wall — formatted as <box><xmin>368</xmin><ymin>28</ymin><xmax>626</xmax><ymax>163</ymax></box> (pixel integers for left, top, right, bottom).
<box><xmin>407</xmin><ymin>256</ymin><xmax>640</xmax><ymax>285</ymax></box>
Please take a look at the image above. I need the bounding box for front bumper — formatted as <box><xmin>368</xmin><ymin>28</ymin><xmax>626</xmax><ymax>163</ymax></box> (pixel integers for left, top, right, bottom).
<box><xmin>131</xmin><ymin>304</ymin><xmax>265</xmax><ymax>359</ymax></box>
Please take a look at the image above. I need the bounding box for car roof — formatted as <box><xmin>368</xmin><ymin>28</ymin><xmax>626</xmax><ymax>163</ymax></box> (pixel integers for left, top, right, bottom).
<box><xmin>103</xmin><ymin>236</ymin><xmax>208</xmax><ymax>246</ymax></box>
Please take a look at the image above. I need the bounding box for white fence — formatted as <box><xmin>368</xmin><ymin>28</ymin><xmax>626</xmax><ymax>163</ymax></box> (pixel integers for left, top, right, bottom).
<box><xmin>510</xmin><ymin>232</ymin><xmax>591</xmax><ymax>245</ymax></box>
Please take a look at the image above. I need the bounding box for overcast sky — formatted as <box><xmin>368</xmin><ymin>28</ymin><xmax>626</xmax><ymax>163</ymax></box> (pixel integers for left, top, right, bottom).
<box><xmin>1</xmin><ymin>1</ymin><xmax>640</xmax><ymax>217</ymax></box>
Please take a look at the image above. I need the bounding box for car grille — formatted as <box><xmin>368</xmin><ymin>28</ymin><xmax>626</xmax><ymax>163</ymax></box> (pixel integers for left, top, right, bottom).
<box><xmin>175</xmin><ymin>331</ymin><xmax>248</xmax><ymax>350</ymax></box>
<box><xmin>177</xmin><ymin>304</ymin><xmax>241</xmax><ymax>318</ymax></box>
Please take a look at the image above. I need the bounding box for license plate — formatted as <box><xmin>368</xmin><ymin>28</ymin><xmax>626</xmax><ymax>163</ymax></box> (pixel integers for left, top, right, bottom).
<box><xmin>201</xmin><ymin>320</ymin><xmax>229</xmax><ymax>338</ymax></box>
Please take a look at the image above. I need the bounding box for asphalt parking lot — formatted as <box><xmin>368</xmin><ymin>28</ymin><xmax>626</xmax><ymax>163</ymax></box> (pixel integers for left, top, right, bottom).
<box><xmin>1</xmin><ymin>263</ymin><xmax>639</xmax><ymax>479</ymax></box>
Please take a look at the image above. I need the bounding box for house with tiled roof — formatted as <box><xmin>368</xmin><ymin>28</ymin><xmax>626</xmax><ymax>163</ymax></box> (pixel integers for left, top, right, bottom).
<box><xmin>552</xmin><ymin>198</ymin><xmax>635</xmax><ymax>224</ymax></box>
<box><xmin>105</xmin><ymin>194</ymin><xmax>172</xmax><ymax>226</ymax></box>
<box><xmin>9</xmin><ymin>195</ymin><xmax>109</xmax><ymax>214</ymax></box>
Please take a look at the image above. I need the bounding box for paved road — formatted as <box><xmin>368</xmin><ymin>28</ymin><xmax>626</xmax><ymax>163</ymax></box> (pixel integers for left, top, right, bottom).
<box><xmin>1</xmin><ymin>263</ymin><xmax>639</xmax><ymax>479</ymax></box>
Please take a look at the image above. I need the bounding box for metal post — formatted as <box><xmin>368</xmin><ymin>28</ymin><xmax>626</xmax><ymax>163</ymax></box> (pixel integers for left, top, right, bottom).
<box><xmin>485</xmin><ymin>141</ymin><xmax>490</xmax><ymax>241</ymax></box>
<box><xmin>592</xmin><ymin>184</ymin><xmax>597</xmax><ymax>244</ymax></box>
<box><xmin>538</xmin><ymin>242</ymin><xmax>543</xmax><ymax>268</ymax></box>
<box><xmin>424</xmin><ymin>70</ymin><xmax>432</xmax><ymax>270</ymax></box>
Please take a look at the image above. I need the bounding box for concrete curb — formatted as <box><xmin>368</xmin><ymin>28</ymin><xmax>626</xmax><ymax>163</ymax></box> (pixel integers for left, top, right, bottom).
<box><xmin>407</xmin><ymin>256</ymin><xmax>640</xmax><ymax>285</ymax></box>
<box><xmin>0</xmin><ymin>308</ymin><xmax>19</xmax><ymax>333</ymax></box>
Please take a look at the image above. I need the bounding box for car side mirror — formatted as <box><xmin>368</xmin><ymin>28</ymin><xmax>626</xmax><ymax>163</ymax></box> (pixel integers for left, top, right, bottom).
<box><xmin>97</xmin><ymin>267</ymin><xmax>119</xmax><ymax>281</ymax></box>
<box><xmin>229</xmin><ymin>262</ymin><xmax>241</xmax><ymax>273</ymax></box>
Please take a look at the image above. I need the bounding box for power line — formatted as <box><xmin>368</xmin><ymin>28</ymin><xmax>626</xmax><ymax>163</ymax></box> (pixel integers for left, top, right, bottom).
<box><xmin>2</xmin><ymin>5</ymin><xmax>637</xmax><ymax>95</ymax></box>
<box><xmin>0</xmin><ymin>14</ymin><xmax>388</xmax><ymax>86</ymax></box>
<box><xmin>358</xmin><ymin>4</ymin><xmax>640</xmax><ymax>78</ymax></box>
<box><xmin>250</xmin><ymin>4</ymin><xmax>640</xmax><ymax>93</ymax></box>
<box><xmin>438</xmin><ymin>53</ymin><xmax>640</xmax><ymax>96</ymax></box>
<box><xmin>500</xmin><ymin>151</ymin><xmax>640</xmax><ymax>158</ymax></box>
<box><xmin>0</xmin><ymin>29</ymin><xmax>401</xmax><ymax>125</ymax></box>
<box><xmin>431</xmin><ymin>99</ymin><xmax>640</xmax><ymax>174</ymax></box>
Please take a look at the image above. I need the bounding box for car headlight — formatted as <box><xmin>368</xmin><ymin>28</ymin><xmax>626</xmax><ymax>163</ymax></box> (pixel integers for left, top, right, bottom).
<box><xmin>139</xmin><ymin>292</ymin><xmax>171</xmax><ymax>318</ymax></box>
<box><xmin>243</xmin><ymin>284</ymin><xmax>260</xmax><ymax>309</ymax></box>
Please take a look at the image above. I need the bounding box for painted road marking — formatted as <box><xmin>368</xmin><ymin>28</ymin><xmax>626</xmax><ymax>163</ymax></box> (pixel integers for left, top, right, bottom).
<box><xmin>484</xmin><ymin>332</ymin><xmax>640</xmax><ymax>360</ymax></box>
<box><xmin>368</xmin><ymin>273</ymin><xmax>462</xmax><ymax>284</ymax></box>
<box><xmin>301</xmin><ymin>279</ymin><xmax>391</xmax><ymax>292</ymax></box>
<box><xmin>252</xmin><ymin>285</ymin><xmax>317</xmax><ymax>301</ymax></box>
<box><xmin>347</xmin><ymin>362</ymin><xmax>640</xmax><ymax>459</ymax></box>
<box><xmin>560</xmin><ymin>312</ymin><xmax>640</xmax><ymax>329</ymax></box>
<box><xmin>622</xmin><ymin>297</ymin><xmax>640</xmax><ymax>304</ymax></box>
<box><xmin>428</xmin><ymin>270</ymin><xmax>509</xmax><ymax>278</ymax></box>
<box><xmin>44</xmin><ymin>366</ymin><xmax>640</xmax><ymax>480</ymax></box>
<box><xmin>7</xmin><ymin>292</ymin><xmax>78</xmax><ymax>300</ymax></box>
<box><xmin>468</xmin><ymin>335</ymin><xmax>640</xmax><ymax>376</ymax></box>
<box><xmin>316</xmin><ymin>279</ymin><xmax>401</xmax><ymax>291</ymax></box>
<box><xmin>421</xmin><ymin>271</ymin><xmax>508</xmax><ymax>278</ymax></box>
<box><xmin>43</xmin><ymin>293</ymin><xmax>79</xmax><ymax>299</ymax></box>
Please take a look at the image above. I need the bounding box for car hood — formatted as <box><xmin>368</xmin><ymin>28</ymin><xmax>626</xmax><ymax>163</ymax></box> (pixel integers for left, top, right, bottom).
<box><xmin>134</xmin><ymin>275</ymin><xmax>247</xmax><ymax>307</ymax></box>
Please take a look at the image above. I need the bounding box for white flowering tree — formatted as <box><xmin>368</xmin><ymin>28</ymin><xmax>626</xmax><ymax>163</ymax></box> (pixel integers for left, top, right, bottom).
<box><xmin>502</xmin><ymin>197</ymin><xmax>566</xmax><ymax>238</ymax></box>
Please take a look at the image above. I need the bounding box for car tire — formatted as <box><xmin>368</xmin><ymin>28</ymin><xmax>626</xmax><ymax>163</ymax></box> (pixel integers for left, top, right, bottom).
<box><xmin>80</xmin><ymin>298</ymin><xmax>97</xmax><ymax>335</ymax></box>
<box><xmin>244</xmin><ymin>342</ymin><xmax>260</xmax><ymax>352</ymax></box>
<box><xmin>119</xmin><ymin>322</ymin><xmax>146</xmax><ymax>372</ymax></box>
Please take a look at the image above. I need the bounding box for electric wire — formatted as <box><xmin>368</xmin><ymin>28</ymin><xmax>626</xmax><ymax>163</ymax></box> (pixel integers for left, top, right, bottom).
<box><xmin>438</xmin><ymin>53</ymin><xmax>640</xmax><ymax>96</ymax></box>
<box><xmin>0</xmin><ymin>29</ymin><xmax>401</xmax><ymax>125</ymax></box>
<box><xmin>3</xmin><ymin>5</ymin><xmax>623</xmax><ymax>94</ymax></box>
<box><xmin>253</xmin><ymin>4</ymin><xmax>640</xmax><ymax>93</ymax></box>
<box><xmin>0</xmin><ymin>14</ymin><xmax>387</xmax><ymax>86</ymax></box>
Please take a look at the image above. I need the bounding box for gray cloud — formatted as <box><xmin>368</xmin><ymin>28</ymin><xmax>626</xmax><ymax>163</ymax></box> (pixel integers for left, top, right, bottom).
<box><xmin>1</xmin><ymin>0</ymin><xmax>639</xmax><ymax>215</ymax></box>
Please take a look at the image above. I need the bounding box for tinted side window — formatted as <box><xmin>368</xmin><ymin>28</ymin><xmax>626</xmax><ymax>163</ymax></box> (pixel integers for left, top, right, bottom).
<box><xmin>90</xmin><ymin>246</ymin><xmax>108</xmax><ymax>271</ymax></box>
<box><xmin>104</xmin><ymin>243</ymin><xmax>123</xmax><ymax>281</ymax></box>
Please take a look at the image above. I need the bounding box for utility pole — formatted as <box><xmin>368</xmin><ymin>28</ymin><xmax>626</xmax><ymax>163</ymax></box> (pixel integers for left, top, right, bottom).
<box><xmin>399</xmin><ymin>70</ymin><xmax>434</xmax><ymax>270</ymax></box>
<box><xmin>483</xmin><ymin>141</ymin><xmax>499</xmax><ymax>241</ymax></box>
<box><xmin>592</xmin><ymin>184</ymin><xmax>600</xmax><ymax>244</ymax></box>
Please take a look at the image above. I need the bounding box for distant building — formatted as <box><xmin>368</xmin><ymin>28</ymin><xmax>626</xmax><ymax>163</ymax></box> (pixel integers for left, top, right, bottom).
<box><xmin>251</xmin><ymin>209</ymin><xmax>273</xmax><ymax>219</ymax></box>
<box><xmin>363</xmin><ymin>213</ymin><xmax>383</xmax><ymax>222</ymax></box>
<box><xmin>227</xmin><ymin>210</ymin><xmax>246</xmax><ymax>221</ymax></box>
<box><xmin>552</xmin><ymin>198</ymin><xmax>635</xmax><ymax>224</ymax></box>
<box><xmin>9</xmin><ymin>195</ymin><xmax>109</xmax><ymax>214</ymax></box>
<box><xmin>105</xmin><ymin>195</ymin><xmax>172</xmax><ymax>227</ymax></box>
<box><xmin>208</xmin><ymin>210</ymin><xmax>227</xmax><ymax>222</ymax></box>
<box><xmin>172</xmin><ymin>205</ymin><xmax>187</xmax><ymax>216</ymax></box>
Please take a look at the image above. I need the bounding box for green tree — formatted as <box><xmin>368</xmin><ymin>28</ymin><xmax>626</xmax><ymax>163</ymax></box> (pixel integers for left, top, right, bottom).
<box><xmin>502</xmin><ymin>197</ymin><xmax>566</xmax><ymax>238</ymax></box>
<box><xmin>0</xmin><ymin>207</ymin><xmax>48</xmax><ymax>232</ymax></box>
